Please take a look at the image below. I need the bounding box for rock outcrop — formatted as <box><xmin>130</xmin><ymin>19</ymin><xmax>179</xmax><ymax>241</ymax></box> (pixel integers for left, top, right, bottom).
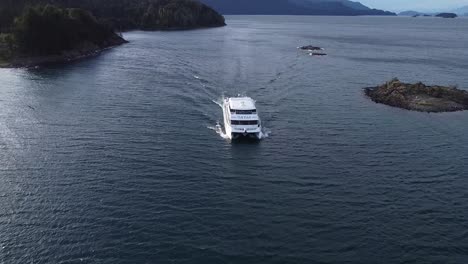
<box><xmin>299</xmin><ymin>45</ymin><xmax>324</xmax><ymax>51</ymax></box>
<box><xmin>436</xmin><ymin>13</ymin><xmax>458</xmax><ymax>18</ymax></box>
<box><xmin>365</xmin><ymin>79</ymin><xmax>468</xmax><ymax>112</ymax></box>
<box><xmin>298</xmin><ymin>45</ymin><xmax>327</xmax><ymax>56</ymax></box>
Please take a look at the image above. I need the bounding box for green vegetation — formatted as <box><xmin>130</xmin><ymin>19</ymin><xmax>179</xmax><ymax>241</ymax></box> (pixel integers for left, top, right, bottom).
<box><xmin>0</xmin><ymin>0</ymin><xmax>226</xmax><ymax>32</ymax></box>
<box><xmin>0</xmin><ymin>0</ymin><xmax>225</xmax><ymax>66</ymax></box>
<box><xmin>0</xmin><ymin>4</ymin><xmax>126</xmax><ymax>66</ymax></box>
<box><xmin>0</xmin><ymin>34</ymin><xmax>13</xmax><ymax>57</ymax></box>
<box><xmin>13</xmin><ymin>5</ymin><xmax>122</xmax><ymax>55</ymax></box>
<box><xmin>84</xmin><ymin>0</ymin><xmax>226</xmax><ymax>30</ymax></box>
<box><xmin>138</xmin><ymin>0</ymin><xmax>227</xmax><ymax>30</ymax></box>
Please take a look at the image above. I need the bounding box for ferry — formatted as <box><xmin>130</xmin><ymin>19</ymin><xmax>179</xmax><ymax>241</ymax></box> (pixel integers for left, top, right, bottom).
<box><xmin>223</xmin><ymin>96</ymin><xmax>262</xmax><ymax>140</ymax></box>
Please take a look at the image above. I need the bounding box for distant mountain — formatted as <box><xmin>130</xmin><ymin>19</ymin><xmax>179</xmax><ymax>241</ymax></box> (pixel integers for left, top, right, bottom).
<box><xmin>398</xmin><ymin>11</ymin><xmax>425</xmax><ymax>16</ymax></box>
<box><xmin>340</xmin><ymin>1</ymin><xmax>370</xmax><ymax>10</ymax></box>
<box><xmin>289</xmin><ymin>0</ymin><xmax>394</xmax><ymax>15</ymax></box>
<box><xmin>199</xmin><ymin>0</ymin><xmax>396</xmax><ymax>16</ymax></box>
<box><xmin>435</xmin><ymin>13</ymin><xmax>458</xmax><ymax>18</ymax></box>
<box><xmin>452</xmin><ymin>5</ymin><xmax>468</xmax><ymax>15</ymax></box>
<box><xmin>400</xmin><ymin>5</ymin><xmax>468</xmax><ymax>17</ymax></box>
<box><xmin>292</xmin><ymin>0</ymin><xmax>370</xmax><ymax>11</ymax></box>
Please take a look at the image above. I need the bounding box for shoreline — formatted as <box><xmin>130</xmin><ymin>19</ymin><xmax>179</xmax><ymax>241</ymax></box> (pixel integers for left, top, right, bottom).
<box><xmin>123</xmin><ymin>23</ymin><xmax>227</xmax><ymax>32</ymax></box>
<box><xmin>0</xmin><ymin>38</ymin><xmax>128</xmax><ymax>69</ymax></box>
<box><xmin>0</xmin><ymin>24</ymin><xmax>226</xmax><ymax>69</ymax></box>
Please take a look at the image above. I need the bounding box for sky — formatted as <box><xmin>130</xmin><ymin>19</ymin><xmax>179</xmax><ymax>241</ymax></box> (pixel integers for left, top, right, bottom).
<box><xmin>358</xmin><ymin>0</ymin><xmax>468</xmax><ymax>12</ymax></box>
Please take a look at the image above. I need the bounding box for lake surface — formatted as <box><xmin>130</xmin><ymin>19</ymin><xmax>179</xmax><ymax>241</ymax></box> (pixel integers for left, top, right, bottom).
<box><xmin>1</xmin><ymin>16</ymin><xmax>468</xmax><ymax>263</ymax></box>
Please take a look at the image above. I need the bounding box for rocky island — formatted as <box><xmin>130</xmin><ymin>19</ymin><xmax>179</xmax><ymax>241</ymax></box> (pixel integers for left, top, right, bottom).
<box><xmin>435</xmin><ymin>13</ymin><xmax>458</xmax><ymax>18</ymax></box>
<box><xmin>298</xmin><ymin>45</ymin><xmax>327</xmax><ymax>56</ymax></box>
<box><xmin>365</xmin><ymin>79</ymin><xmax>468</xmax><ymax>112</ymax></box>
<box><xmin>400</xmin><ymin>11</ymin><xmax>458</xmax><ymax>18</ymax></box>
<box><xmin>299</xmin><ymin>45</ymin><xmax>324</xmax><ymax>51</ymax></box>
<box><xmin>0</xmin><ymin>0</ymin><xmax>226</xmax><ymax>68</ymax></box>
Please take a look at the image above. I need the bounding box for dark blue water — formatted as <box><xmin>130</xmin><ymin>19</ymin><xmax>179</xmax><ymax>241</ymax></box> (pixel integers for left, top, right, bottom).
<box><xmin>1</xmin><ymin>16</ymin><xmax>468</xmax><ymax>263</ymax></box>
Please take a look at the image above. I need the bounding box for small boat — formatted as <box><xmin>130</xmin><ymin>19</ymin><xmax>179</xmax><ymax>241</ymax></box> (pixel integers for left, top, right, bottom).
<box><xmin>223</xmin><ymin>96</ymin><xmax>262</xmax><ymax>140</ymax></box>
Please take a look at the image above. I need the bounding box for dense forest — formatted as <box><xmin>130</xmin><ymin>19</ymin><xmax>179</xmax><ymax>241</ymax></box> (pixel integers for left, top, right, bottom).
<box><xmin>0</xmin><ymin>0</ymin><xmax>226</xmax><ymax>32</ymax></box>
<box><xmin>13</xmin><ymin>5</ymin><xmax>125</xmax><ymax>55</ymax></box>
<box><xmin>0</xmin><ymin>0</ymin><xmax>225</xmax><ymax>65</ymax></box>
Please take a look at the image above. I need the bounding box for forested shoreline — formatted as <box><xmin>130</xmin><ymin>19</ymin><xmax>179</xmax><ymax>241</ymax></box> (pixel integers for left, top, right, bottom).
<box><xmin>0</xmin><ymin>0</ymin><xmax>226</xmax><ymax>32</ymax></box>
<box><xmin>0</xmin><ymin>0</ymin><xmax>225</xmax><ymax>67</ymax></box>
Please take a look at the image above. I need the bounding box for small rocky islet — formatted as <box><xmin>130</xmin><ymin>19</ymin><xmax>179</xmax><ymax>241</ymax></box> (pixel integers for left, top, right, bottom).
<box><xmin>411</xmin><ymin>13</ymin><xmax>458</xmax><ymax>18</ymax></box>
<box><xmin>298</xmin><ymin>45</ymin><xmax>327</xmax><ymax>56</ymax></box>
<box><xmin>365</xmin><ymin>78</ymin><xmax>468</xmax><ymax>112</ymax></box>
<box><xmin>435</xmin><ymin>13</ymin><xmax>458</xmax><ymax>18</ymax></box>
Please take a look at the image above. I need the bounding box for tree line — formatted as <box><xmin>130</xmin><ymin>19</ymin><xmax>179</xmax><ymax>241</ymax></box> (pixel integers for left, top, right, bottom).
<box><xmin>12</xmin><ymin>5</ymin><xmax>118</xmax><ymax>55</ymax></box>
<box><xmin>0</xmin><ymin>0</ymin><xmax>225</xmax><ymax>32</ymax></box>
<box><xmin>0</xmin><ymin>0</ymin><xmax>225</xmax><ymax>57</ymax></box>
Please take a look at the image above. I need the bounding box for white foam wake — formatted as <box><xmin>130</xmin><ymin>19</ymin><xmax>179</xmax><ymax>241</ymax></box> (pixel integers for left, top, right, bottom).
<box><xmin>259</xmin><ymin>127</ymin><xmax>271</xmax><ymax>139</ymax></box>
<box><xmin>212</xmin><ymin>95</ymin><xmax>225</xmax><ymax>109</ymax></box>
<box><xmin>207</xmin><ymin>122</ymin><xmax>230</xmax><ymax>140</ymax></box>
<box><xmin>209</xmin><ymin>123</ymin><xmax>271</xmax><ymax>140</ymax></box>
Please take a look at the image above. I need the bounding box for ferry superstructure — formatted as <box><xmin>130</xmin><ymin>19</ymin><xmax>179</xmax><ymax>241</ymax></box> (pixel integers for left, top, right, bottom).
<box><xmin>222</xmin><ymin>97</ymin><xmax>262</xmax><ymax>140</ymax></box>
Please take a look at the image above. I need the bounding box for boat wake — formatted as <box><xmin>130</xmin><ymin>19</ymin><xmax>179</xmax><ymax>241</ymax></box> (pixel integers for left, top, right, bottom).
<box><xmin>212</xmin><ymin>97</ymin><xmax>224</xmax><ymax>109</ymax></box>
<box><xmin>193</xmin><ymin>75</ymin><xmax>210</xmax><ymax>85</ymax></box>
<box><xmin>259</xmin><ymin>127</ymin><xmax>271</xmax><ymax>139</ymax></box>
<box><xmin>207</xmin><ymin>122</ymin><xmax>230</xmax><ymax>140</ymax></box>
<box><xmin>208</xmin><ymin>122</ymin><xmax>271</xmax><ymax>140</ymax></box>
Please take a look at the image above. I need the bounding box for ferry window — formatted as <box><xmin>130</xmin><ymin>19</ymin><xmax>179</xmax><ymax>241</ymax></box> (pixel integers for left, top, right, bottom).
<box><xmin>234</xmin><ymin>110</ymin><xmax>256</xmax><ymax>114</ymax></box>
<box><xmin>235</xmin><ymin>120</ymin><xmax>257</xmax><ymax>125</ymax></box>
<box><xmin>231</xmin><ymin>120</ymin><xmax>258</xmax><ymax>125</ymax></box>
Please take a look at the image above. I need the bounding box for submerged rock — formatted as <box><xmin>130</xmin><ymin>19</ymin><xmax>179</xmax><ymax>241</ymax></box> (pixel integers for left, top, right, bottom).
<box><xmin>364</xmin><ymin>78</ymin><xmax>468</xmax><ymax>112</ymax></box>
<box><xmin>299</xmin><ymin>45</ymin><xmax>323</xmax><ymax>51</ymax></box>
<box><xmin>299</xmin><ymin>45</ymin><xmax>327</xmax><ymax>56</ymax></box>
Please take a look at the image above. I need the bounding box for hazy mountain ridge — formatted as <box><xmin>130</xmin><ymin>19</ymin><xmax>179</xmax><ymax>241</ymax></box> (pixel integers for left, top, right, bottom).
<box><xmin>294</xmin><ymin>0</ymin><xmax>370</xmax><ymax>11</ymax></box>
<box><xmin>398</xmin><ymin>11</ymin><xmax>427</xmax><ymax>16</ymax></box>
<box><xmin>199</xmin><ymin>0</ymin><xmax>395</xmax><ymax>16</ymax></box>
<box><xmin>452</xmin><ymin>6</ymin><xmax>468</xmax><ymax>15</ymax></box>
<box><xmin>399</xmin><ymin>5</ymin><xmax>468</xmax><ymax>17</ymax></box>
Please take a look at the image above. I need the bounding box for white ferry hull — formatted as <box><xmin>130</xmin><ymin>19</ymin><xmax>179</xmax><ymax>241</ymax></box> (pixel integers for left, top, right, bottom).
<box><xmin>231</xmin><ymin>132</ymin><xmax>261</xmax><ymax>140</ymax></box>
<box><xmin>222</xmin><ymin>97</ymin><xmax>262</xmax><ymax>141</ymax></box>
